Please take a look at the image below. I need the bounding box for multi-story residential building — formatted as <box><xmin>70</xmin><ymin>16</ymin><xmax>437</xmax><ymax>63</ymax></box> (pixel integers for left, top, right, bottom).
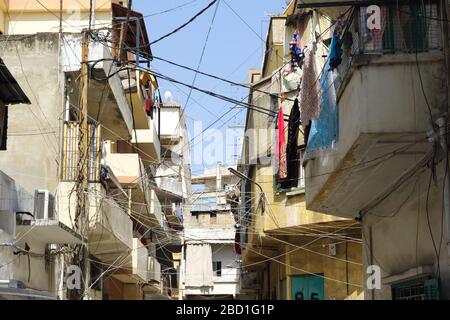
<box><xmin>298</xmin><ymin>0</ymin><xmax>450</xmax><ymax>300</ymax></box>
<box><xmin>153</xmin><ymin>101</ymin><xmax>192</xmax><ymax>299</ymax></box>
<box><xmin>0</xmin><ymin>0</ymin><xmax>178</xmax><ymax>300</ymax></box>
<box><xmin>235</xmin><ymin>1</ymin><xmax>364</xmax><ymax>300</ymax></box>
<box><xmin>0</xmin><ymin>59</ymin><xmax>36</xmax><ymax>298</ymax></box>
<box><xmin>179</xmin><ymin>164</ymin><xmax>241</xmax><ymax>299</ymax></box>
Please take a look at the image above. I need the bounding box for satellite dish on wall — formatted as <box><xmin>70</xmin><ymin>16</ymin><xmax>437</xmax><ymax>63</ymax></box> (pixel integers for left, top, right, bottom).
<box><xmin>164</xmin><ymin>91</ymin><xmax>173</xmax><ymax>103</ymax></box>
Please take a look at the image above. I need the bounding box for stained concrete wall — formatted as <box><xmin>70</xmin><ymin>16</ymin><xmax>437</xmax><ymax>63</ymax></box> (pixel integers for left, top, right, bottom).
<box><xmin>0</xmin><ymin>33</ymin><xmax>62</xmax><ymax>195</ymax></box>
<box><xmin>305</xmin><ymin>52</ymin><xmax>447</xmax><ymax>215</ymax></box>
<box><xmin>0</xmin><ymin>170</ymin><xmax>53</xmax><ymax>293</ymax></box>
<box><xmin>362</xmin><ymin>159</ymin><xmax>450</xmax><ymax>299</ymax></box>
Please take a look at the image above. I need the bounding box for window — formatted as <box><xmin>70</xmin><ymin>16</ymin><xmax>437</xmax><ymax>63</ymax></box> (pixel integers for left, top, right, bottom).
<box><xmin>212</xmin><ymin>261</ymin><xmax>222</xmax><ymax>277</ymax></box>
<box><xmin>274</xmin><ymin>147</ymin><xmax>305</xmax><ymax>192</ymax></box>
<box><xmin>210</xmin><ymin>213</ymin><xmax>217</xmax><ymax>224</ymax></box>
<box><xmin>392</xmin><ymin>277</ymin><xmax>439</xmax><ymax>300</ymax></box>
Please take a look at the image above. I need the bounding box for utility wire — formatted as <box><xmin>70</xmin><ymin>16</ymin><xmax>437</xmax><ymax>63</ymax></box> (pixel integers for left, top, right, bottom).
<box><xmin>150</xmin><ymin>0</ymin><xmax>218</xmax><ymax>45</ymax></box>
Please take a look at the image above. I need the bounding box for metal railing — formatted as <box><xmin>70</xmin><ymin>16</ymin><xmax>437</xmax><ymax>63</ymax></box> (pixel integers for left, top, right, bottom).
<box><xmin>191</xmin><ymin>192</ymin><xmax>231</xmax><ymax>212</ymax></box>
<box><xmin>61</xmin><ymin>121</ymin><xmax>101</xmax><ymax>182</ymax></box>
<box><xmin>155</xmin><ymin>176</ymin><xmax>183</xmax><ymax>197</ymax></box>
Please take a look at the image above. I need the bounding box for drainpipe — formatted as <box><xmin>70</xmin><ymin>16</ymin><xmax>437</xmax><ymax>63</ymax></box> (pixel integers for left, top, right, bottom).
<box><xmin>436</xmin><ymin>117</ymin><xmax>450</xmax><ymax>266</ymax></box>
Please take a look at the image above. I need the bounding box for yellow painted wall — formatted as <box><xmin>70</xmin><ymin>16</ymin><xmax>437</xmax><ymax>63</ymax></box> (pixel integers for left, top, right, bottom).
<box><xmin>256</xmin><ymin>241</ymin><xmax>363</xmax><ymax>300</ymax></box>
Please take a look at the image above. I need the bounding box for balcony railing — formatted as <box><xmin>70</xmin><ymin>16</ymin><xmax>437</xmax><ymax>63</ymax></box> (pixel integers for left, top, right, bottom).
<box><xmin>305</xmin><ymin>2</ymin><xmax>443</xmax><ymax>157</ymax></box>
<box><xmin>155</xmin><ymin>176</ymin><xmax>183</xmax><ymax>197</ymax></box>
<box><xmin>61</xmin><ymin>122</ymin><xmax>101</xmax><ymax>182</ymax></box>
<box><xmin>191</xmin><ymin>192</ymin><xmax>230</xmax><ymax>212</ymax></box>
<box><xmin>335</xmin><ymin>2</ymin><xmax>442</xmax><ymax>93</ymax></box>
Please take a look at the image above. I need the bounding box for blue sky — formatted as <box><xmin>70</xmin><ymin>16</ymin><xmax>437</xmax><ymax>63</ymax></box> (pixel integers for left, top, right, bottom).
<box><xmin>134</xmin><ymin>0</ymin><xmax>287</xmax><ymax>176</ymax></box>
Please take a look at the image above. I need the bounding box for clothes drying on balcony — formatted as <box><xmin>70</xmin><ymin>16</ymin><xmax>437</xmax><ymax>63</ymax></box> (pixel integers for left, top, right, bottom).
<box><xmin>290</xmin><ymin>31</ymin><xmax>304</xmax><ymax>71</ymax></box>
<box><xmin>305</xmin><ymin>56</ymin><xmax>339</xmax><ymax>156</ymax></box>
<box><xmin>371</xmin><ymin>6</ymin><xmax>388</xmax><ymax>50</ymax></box>
<box><xmin>329</xmin><ymin>34</ymin><xmax>343</xmax><ymax>71</ymax></box>
<box><xmin>299</xmin><ymin>46</ymin><xmax>320</xmax><ymax>130</ymax></box>
<box><xmin>281</xmin><ymin>98</ymin><xmax>301</xmax><ymax>189</ymax></box>
<box><xmin>276</xmin><ymin>106</ymin><xmax>287</xmax><ymax>179</ymax></box>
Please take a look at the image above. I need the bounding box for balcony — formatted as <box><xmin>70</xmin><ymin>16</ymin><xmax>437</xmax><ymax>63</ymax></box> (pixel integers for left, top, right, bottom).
<box><xmin>112</xmin><ymin>238</ymin><xmax>149</xmax><ymax>283</ymax></box>
<box><xmin>87</xmin><ymin>184</ymin><xmax>134</xmax><ymax>263</ymax></box>
<box><xmin>159</xmin><ymin>105</ymin><xmax>182</xmax><ymax>145</ymax></box>
<box><xmin>145</xmin><ymin>189</ymin><xmax>163</xmax><ymax>228</ymax></box>
<box><xmin>104</xmin><ymin>152</ymin><xmax>140</xmax><ymax>186</ymax></box>
<box><xmin>191</xmin><ymin>191</ymin><xmax>230</xmax><ymax>212</ymax></box>
<box><xmin>131</xmin><ymin>127</ymin><xmax>161</xmax><ymax>164</ymax></box>
<box><xmin>5</xmin><ymin>177</ymin><xmax>84</xmax><ymax>245</ymax></box>
<box><xmin>143</xmin><ymin>256</ymin><xmax>162</xmax><ymax>293</ymax></box>
<box><xmin>304</xmin><ymin>2</ymin><xmax>445</xmax><ymax>219</ymax></box>
<box><xmin>62</xmin><ymin>35</ymin><xmax>134</xmax><ymax>140</ymax></box>
<box><xmin>155</xmin><ymin>176</ymin><xmax>183</xmax><ymax>198</ymax></box>
<box><xmin>162</xmin><ymin>202</ymin><xmax>183</xmax><ymax>229</ymax></box>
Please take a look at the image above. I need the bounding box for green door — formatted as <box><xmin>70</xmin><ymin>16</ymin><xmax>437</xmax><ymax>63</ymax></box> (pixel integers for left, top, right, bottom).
<box><xmin>291</xmin><ymin>274</ymin><xmax>325</xmax><ymax>300</ymax></box>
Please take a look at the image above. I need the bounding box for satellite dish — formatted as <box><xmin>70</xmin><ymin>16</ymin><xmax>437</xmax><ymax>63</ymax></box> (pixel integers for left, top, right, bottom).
<box><xmin>164</xmin><ymin>91</ymin><xmax>173</xmax><ymax>103</ymax></box>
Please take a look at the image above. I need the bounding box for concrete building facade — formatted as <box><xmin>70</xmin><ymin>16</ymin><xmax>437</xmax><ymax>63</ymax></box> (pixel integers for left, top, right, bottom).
<box><xmin>236</xmin><ymin>1</ymin><xmax>364</xmax><ymax>300</ymax></box>
<box><xmin>0</xmin><ymin>1</ymin><xmax>181</xmax><ymax>300</ymax></box>
<box><xmin>179</xmin><ymin>164</ymin><xmax>240</xmax><ymax>299</ymax></box>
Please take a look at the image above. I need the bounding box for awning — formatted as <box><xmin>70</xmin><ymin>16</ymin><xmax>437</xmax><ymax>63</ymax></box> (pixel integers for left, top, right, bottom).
<box><xmin>0</xmin><ymin>58</ymin><xmax>30</xmax><ymax>105</ymax></box>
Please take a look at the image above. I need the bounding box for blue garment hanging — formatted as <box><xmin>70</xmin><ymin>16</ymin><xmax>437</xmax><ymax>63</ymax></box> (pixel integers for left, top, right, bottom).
<box><xmin>329</xmin><ymin>34</ymin><xmax>343</xmax><ymax>71</ymax></box>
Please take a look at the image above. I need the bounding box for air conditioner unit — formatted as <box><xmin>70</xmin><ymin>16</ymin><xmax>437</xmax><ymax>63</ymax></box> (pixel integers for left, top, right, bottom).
<box><xmin>34</xmin><ymin>190</ymin><xmax>55</xmax><ymax>221</ymax></box>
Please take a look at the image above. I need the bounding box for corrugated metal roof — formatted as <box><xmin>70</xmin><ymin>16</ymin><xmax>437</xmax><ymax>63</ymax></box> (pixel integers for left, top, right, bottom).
<box><xmin>0</xmin><ymin>58</ymin><xmax>30</xmax><ymax>105</ymax></box>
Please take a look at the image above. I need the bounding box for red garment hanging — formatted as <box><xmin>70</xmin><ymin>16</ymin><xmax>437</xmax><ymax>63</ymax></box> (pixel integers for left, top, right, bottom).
<box><xmin>145</xmin><ymin>98</ymin><xmax>152</xmax><ymax>117</ymax></box>
<box><xmin>277</xmin><ymin>107</ymin><xmax>287</xmax><ymax>179</ymax></box>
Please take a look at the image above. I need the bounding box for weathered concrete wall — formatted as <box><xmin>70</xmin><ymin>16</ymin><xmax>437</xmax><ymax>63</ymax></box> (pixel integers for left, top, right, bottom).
<box><xmin>0</xmin><ymin>170</ymin><xmax>52</xmax><ymax>292</ymax></box>
<box><xmin>305</xmin><ymin>53</ymin><xmax>447</xmax><ymax>216</ymax></box>
<box><xmin>362</xmin><ymin>159</ymin><xmax>450</xmax><ymax>299</ymax></box>
<box><xmin>0</xmin><ymin>33</ymin><xmax>62</xmax><ymax>195</ymax></box>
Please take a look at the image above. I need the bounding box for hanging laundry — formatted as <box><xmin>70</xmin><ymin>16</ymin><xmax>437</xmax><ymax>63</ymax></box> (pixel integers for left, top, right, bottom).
<box><xmin>277</xmin><ymin>106</ymin><xmax>287</xmax><ymax>179</ymax></box>
<box><xmin>272</xmin><ymin>114</ymin><xmax>279</xmax><ymax>176</ymax></box>
<box><xmin>145</xmin><ymin>98</ymin><xmax>153</xmax><ymax>117</ymax></box>
<box><xmin>329</xmin><ymin>34</ymin><xmax>343</xmax><ymax>71</ymax></box>
<box><xmin>290</xmin><ymin>31</ymin><xmax>304</xmax><ymax>71</ymax></box>
<box><xmin>370</xmin><ymin>6</ymin><xmax>387</xmax><ymax>50</ymax></box>
<box><xmin>300</xmin><ymin>45</ymin><xmax>320</xmax><ymax>130</ymax></box>
<box><xmin>282</xmin><ymin>99</ymin><xmax>301</xmax><ymax>189</ymax></box>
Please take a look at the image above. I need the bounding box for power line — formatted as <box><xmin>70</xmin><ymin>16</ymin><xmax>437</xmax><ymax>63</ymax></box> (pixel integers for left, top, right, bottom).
<box><xmin>150</xmin><ymin>0</ymin><xmax>218</xmax><ymax>45</ymax></box>
<box><xmin>161</xmin><ymin>0</ymin><xmax>221</xmax><ymax>162</ymax></box>
<box><xmin>146</xmin><ymin>0</ymin><xmax>198</xmax><ymax>17</ymax></box>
